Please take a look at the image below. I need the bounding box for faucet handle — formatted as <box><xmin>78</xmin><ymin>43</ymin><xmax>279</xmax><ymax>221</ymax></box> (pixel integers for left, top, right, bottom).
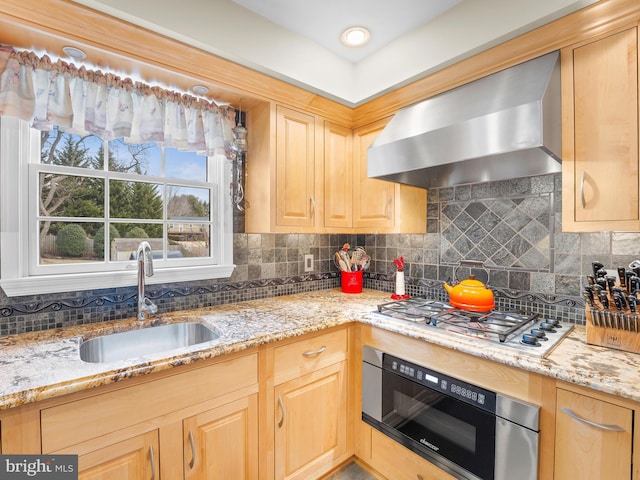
<box><xmin>144</xmin><ymin>297</ymin><xmax>158</xmax><ymax>314</ymax></box>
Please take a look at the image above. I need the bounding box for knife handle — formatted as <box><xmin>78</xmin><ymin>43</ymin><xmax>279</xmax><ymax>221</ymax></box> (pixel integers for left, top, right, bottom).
<box><xmin>598</xmin><ymin>292</ymin><xmax>610</xmax><ymax>310</ymax></box>
<box><xmin>618</xmin><ymin>267</ymin><xmax>627</xmax><ymax>288</ymax></box>
<box><xmin>628</xmin><ymin>294</ymin><xmax>637</xmax><ymax>313</ymax></box>
<box><xmin>592</xmin><ymin>261</ymin><xmax>605</xmax><ymax>278</ymax></box>
<box><xmin>612</xmin><ymin>293</ymin><xmax>623</xmax><ymax>311</ymax></box>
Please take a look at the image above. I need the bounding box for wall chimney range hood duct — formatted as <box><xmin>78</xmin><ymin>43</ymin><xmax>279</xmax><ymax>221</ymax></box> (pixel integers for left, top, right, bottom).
<box><xmin>367</xmin><ymin>51</ymin><xmax>562</xmax><ymax>189</ymax></box>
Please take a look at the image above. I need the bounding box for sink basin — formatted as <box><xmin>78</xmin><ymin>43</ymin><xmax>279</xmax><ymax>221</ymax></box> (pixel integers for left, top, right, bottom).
<box><xmin>79</xmin><ymin>322</ymin><xmax>219</xmax><ymax>363</ymax></box>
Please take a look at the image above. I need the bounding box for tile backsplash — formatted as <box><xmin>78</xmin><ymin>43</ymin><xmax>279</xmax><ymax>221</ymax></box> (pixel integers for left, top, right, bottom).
<box><xmin>3</xmin><ymin>172</ymin><xmax>640</xmax><ymax>336</ymax></box>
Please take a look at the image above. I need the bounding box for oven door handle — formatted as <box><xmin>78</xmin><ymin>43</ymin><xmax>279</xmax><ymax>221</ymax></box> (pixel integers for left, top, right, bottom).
<box><xmin>560</xmin><ymin>407</ymin><xmax>625</xmax><ymax>431</ymax></box>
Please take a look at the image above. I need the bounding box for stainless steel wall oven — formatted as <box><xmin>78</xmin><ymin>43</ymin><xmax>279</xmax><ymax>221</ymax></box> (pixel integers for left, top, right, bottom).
<box><xmin>362</xmin><ymin>346</ymin><xmax>540</xmax><ymax>480</ymax></box>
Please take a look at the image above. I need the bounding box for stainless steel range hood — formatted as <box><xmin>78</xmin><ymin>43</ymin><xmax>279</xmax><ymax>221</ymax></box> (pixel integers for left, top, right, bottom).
<box><xmin>368</xmin><ymin>51</ymin><xmax>561</xmax><ymax>189</ymax></box>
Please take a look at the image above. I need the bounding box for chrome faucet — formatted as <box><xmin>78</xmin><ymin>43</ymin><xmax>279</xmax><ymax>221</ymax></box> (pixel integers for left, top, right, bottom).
<box><xmin>136</xmin><ymin>241</ymin><xmax>158</xmax><ymax>320</ymax></box>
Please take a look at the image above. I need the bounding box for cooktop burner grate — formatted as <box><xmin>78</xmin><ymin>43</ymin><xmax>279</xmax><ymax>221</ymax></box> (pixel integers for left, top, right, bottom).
<box><xmin>373</xmin><ymin>296</ymin><xmax>573</xmax><ymax>356</ymax></box>
<box><xmin>377</xmin><ymin>297</ymin><xmax>538</xmax><ymax>343</ymax></box>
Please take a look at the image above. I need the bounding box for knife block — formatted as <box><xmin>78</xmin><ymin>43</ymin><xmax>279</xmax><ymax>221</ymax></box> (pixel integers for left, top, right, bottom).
<box><xmin>585</xmin><ymin>293</ymin><xmax>640</xmax><ymax>354</ymax></box>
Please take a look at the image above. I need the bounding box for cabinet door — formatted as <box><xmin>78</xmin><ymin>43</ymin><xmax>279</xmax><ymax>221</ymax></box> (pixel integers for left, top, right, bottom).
<box><xmin>276</xmin><ymin>105</ymin><xmax>316</xmax><ymax>227</ymax></box>
<box><xmin>183</xmin><ymin>394</ymin><xmax>258</xmax><ymax>480</ymax></box>
<box><xmin>324</xmin><ymin>121</ymin><xmax>353</xmax><ymax>228</ymax></box>
<box><xmin>555</xmin><ymin>388</ymin><xmax>632</xmax><ymax>480</ymax></box>
<box><xmin>78</xmin><ymin>430</ymin><xmax>159</xmax><ymax>480</ymax></box>
<box><xmin>353</xmin><ymin>119</ymin><xmax>396</xmax><ymax>229</ymax></box>
<box><xmin>562</xmin><ymin>27</ymin><xmax>639</xmax><ymax>230</ymax></box>
<box><xmin>274</xmin><ymin>361</ymin><xmax>347</xmax><ymax>480</ymax></box>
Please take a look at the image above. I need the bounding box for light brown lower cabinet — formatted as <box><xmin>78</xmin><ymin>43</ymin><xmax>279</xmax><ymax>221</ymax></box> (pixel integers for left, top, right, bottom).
<box><xmin>78</xmin><ymin>430</ymin><xmax>159</xmax><ymax>480</ymax></box>
<box><xmin>183</xmin><ymin>394</ymin><xmax>259</xmax><ymax>479</ymax></box>
<box><xmin>274</xmin><ymin>362</ymin><xmax>347</xmax><ymax>480</ymax></box>
<box><xmin>555</xmin><ymin>387</ymin><xmax>633</xmax><ymax>480</ymax></box>
<box><xmin>369</xmin><ymin>428</ymin><xmax>455</xmax><ymax>480</ymax></box>
<box><xmin>38</xmin><ymin>352</ymin><xmax>258</xmax><ymax>480</ymax></box>
<box><xmin>272</xmin><ymin>328</ymin><xmax>350</xmax><ymax>480</ymax></box>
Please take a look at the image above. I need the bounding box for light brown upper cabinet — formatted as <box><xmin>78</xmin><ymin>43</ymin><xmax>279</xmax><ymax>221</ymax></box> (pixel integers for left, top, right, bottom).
<box><xmin>246</xmin><ymin>103</ymin><xmax>426</xmax><ymax>233</ymax></box>
<box><xmin>324</xmin><ymin>118</ymin><xmax>426</xmax><ymax>233</ymax></box>
<box><xmin>324</xmin><ymin>122</ymin><xmax>353</xmax><ymax>229</ymax></box>
<box><xmin>352</xmin><ymin>118</ymin><xmax>426</xmax><ymax>233</ymax></box>
<box><xmin>247</xmin><ymin>104</ymin><xmax>320</xmax><ymax>233</ymax></box>
<box><xmin>562</xmin><ymin>26</ymin><xmax>640</xmax><ymax>231</ymax></box>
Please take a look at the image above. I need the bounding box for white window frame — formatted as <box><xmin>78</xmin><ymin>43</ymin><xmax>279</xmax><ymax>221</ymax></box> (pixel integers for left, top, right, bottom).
<box><xmin>0</xmin><ymin>117</ymin><xmax>235</xmax><ymax>297</ymax></box>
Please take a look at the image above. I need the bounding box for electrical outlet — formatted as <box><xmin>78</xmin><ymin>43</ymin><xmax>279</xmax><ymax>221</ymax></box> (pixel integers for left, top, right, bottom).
<box><xmin>304</xmin><ymin>254</ymin><xmax>313</xmax><ymax>272</ymax></box>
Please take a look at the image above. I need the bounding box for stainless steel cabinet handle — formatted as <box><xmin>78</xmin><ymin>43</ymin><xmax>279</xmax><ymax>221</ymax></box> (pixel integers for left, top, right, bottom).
<box><xmin>149</xmin><ymin>445</ymin><xmax>156</xmax><ymax>480</ymax></box>
<box><xmin>310</xmin><ymin>195</ymin><xmax>315</xmax><ymax>218</ymax></box>
<box><xmin>580</xmin><ymin>170</ymin><xmax>586</xmax><ymax>208</ymax></box>
<box><xmin>386</xmin><ymin>195</ymin><xmax>392</xmax><ymax>219</ymax></box>
<box><xmin>277</xmin><ymin>395</ymin><xmax>285</xmax><ymax>428</ymax></box>
<box><xmin>560</xmin><ymin>407</ymin><xmax>625</xmax><ymax>431</ymax></box>
<box><xmin>302</xmin><ymin>345</ymin><xmax>326</xmax><ymax>357</ymax></box>
<box><xmin>188</xmin><ymin>430</ymin><xmax>196</xmax><ymax>469</ymax></box>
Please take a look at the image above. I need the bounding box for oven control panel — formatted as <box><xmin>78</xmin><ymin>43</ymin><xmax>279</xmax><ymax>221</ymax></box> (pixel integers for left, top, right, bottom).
<box><xmin>383</xmin><ymin>353</ymin><xmax>497</xmax><ymax>413</ymax></box>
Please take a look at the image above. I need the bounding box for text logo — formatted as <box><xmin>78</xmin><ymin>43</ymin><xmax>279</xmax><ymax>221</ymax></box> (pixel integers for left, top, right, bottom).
<box><xmin>419</xmin><ymin>438</ymin><xmax>440</xmax><ymax>451</ymax></box>
<box><xmin>0</xmin><ymin>455</ymin><xmax>78</xmax><ymax>479</ymax></box>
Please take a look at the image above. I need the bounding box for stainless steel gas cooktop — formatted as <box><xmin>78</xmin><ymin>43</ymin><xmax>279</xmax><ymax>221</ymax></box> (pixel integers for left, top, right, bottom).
<box><xmin>370</xmin><ymin>297</ymin><xmax>573</xmax><ymax>357</ymax></box>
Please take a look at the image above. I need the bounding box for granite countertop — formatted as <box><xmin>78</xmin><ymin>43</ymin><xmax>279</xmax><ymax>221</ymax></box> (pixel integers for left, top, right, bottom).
<box><xmin>1</xmin><ymin>288</ymin><xmax>639</xmax><ymax>411</ymax></box>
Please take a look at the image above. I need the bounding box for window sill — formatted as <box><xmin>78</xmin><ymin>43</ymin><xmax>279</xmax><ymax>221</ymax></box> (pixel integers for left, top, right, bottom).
<box><xmin>0</xmin><ymin>264</ymin><xmax>236</xmax><ymax>297</ymax></box>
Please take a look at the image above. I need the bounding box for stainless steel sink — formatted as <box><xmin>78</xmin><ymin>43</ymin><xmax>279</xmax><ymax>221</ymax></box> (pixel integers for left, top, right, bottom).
<box><xmin>79</xmin><ymin>322</ymin><xmax>219</xmax><ymax>363</ymax></box>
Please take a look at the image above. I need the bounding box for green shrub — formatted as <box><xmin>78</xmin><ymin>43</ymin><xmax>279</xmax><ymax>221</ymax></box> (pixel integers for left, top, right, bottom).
<box><xmin>93</xmin><ymin>225</ymin><xmax>120</xmax><ymax>258</ymax></box>
<box><xmin>125</xmin><ymin>226</ymin><xmax>149</xmax><ymax>239</ymax></box>
<box><xmin>56</xmin><ymin>224</ymin><xmax>87</xmax><ymax>257</ymax></box>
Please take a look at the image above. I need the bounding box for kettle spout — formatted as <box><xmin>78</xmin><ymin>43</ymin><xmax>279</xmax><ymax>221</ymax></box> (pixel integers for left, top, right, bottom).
<box><xmin>443</xmin><ymin>282</ymin><xmax>453</xmax><ymax>294</ymax></box>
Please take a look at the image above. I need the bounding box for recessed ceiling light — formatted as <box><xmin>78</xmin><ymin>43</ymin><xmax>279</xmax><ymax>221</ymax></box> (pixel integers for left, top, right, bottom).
<box><xmin>192</xmin><ymin>85</ymin><xmax>209</xmax><ymax>95</ymax></box>
<box><xmin>62</xmin><ymin>46</ymin><xmax>87</xmax><ymax>60</ymax></box>
<box><xmin>340</xmin><ymin>27</ymin><xmax>371</xmax><ymax>47</ymax></box>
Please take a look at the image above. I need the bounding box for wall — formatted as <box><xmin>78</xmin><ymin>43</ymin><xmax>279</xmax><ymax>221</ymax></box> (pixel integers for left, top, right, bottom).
<box><xmin>4</xmin><ymin>172</ymin><xmax>640</xmax><ymax>336</ymax></box>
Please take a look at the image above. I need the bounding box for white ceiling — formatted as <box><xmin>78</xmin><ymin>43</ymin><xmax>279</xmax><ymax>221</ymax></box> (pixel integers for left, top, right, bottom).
<box><xmin>71</xmin><ymin>0</ymin><xmax>599</xmax><ymax>106</ymax></box>
<box><xmin>231</xmin><ymin>0</ymin><xmax>463</xmax><ymax>63</ymax></box>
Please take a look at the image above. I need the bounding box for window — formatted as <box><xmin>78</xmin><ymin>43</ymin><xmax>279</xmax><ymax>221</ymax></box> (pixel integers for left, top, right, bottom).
<box><xmin>0</xmin><ymin>117</ymin><xmax>234</xmax><ymax>296</ymax></box>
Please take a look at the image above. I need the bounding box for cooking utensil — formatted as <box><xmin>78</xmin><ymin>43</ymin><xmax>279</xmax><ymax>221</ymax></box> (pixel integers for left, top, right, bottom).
<box><xmin>334</xmin><ymin>246</ymin><xmax>370</xmax><ymax>272</ymax></box>
<box><xmin>334</xmin><ymin>252</ymin><xmax>349</xmax><ymax>272</ymax></box>
<box><xmin>443</xmin><ymin>275</ymin><xmax>495</xmax><ymax>313</ymax></box>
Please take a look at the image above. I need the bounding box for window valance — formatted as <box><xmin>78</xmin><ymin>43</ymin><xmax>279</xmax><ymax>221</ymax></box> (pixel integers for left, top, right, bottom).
<box><xmin>0</xmin><ymin>45</ymin><xmax>234</xmax><ymax>156</ymax></box>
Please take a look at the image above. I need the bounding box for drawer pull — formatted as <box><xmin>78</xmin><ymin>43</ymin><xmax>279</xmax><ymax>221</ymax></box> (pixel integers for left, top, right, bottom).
<box><xmin>302</xmin><ymin>345</ymin><xmax>327</xmax><ymax>357</ymax></box>
<box><xmin>188</xmin><ymin>430</ymin><xmax>196</xmax><ymax>469</ymax></box>
<box><xmin>149</xmin><ymin>445</ymin><xmax>156</xmax><ymax>480</ymax></box>
<box><xmin>560</xmin><ymin>407</ymin><xmax>625</xmax><ymax>431</ymax></box>
<box><xmin>278</xmin><ymin>395</ymin><xmax>286</xmax><ymax>428</ymax></box>
<box><xmin>580</xmin><ymin>170</ymin><xmax>586</xmax><ymax>208</ymax></box>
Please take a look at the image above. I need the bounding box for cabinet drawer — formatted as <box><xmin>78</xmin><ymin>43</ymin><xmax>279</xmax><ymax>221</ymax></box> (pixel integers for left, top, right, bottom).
<box><xmin>41</xmin><ymin>353</ymin><xmax>257</xmax><ymax>453</ymax></box>
<box><xmin>555</xmin><ymin>388</ymin><xmax>633</xmax><ymax>480</ymax></box>
<box><xmin>274</xmin><ymin>329</ymin><xmax>347</xmax><ymax>385</ymax></box>
<box><xmin>370</xmin><ymin>428</ymin><xmax>456</xmax><ymax>480</ymax></box>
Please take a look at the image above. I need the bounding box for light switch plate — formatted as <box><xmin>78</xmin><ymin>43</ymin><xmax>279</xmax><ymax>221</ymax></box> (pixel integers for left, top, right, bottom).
<box><xmin>304</xmin><ymin>254</ymin><xmax>313</xmax><ymax>272</ymax></box>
